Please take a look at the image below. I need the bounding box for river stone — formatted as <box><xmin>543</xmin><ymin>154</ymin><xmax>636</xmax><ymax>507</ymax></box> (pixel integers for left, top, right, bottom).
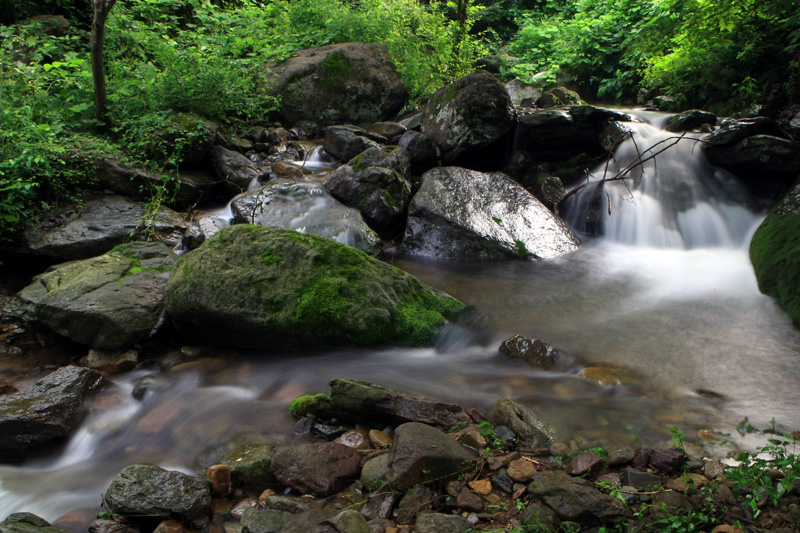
<box><xmin>0</xmin><ymin>366</ymin><xmax>106</xmax><ymax>462</ymax></box>
<box><xmin>404</xmin><ymin>167</ymin><xmax>580</xmax><ymax>261</ymax></box>
<box><xmin>2</xmin><ymin>242</ymin><xmax>177</xmax><ymax>350</ymax></box>
<box><xmin>278</xmin><ymin>510</ymin><xmax>335</xmax><ymax>533</ymax></box>
<box><xmin>665</xmin><ymin>109</ymin><xmax>717</xmax><ymax>132</ymax></box>
<box><xmin>11</xmin><ymin>195</ymin><xmax>187</xmax><ymax>263</ymax></box>
<box><xmin>104</xmin><ymin>464</ymin><xmax>211</xmax><ymax>520</ymax></box>
<box><xmin>600</xmin><ymin>121</ymin><xmax>635</xmax><ymax>152</ymax></box>
<box><xmin>517</xmin><ymin>105</ymin><xmax>630</xmax><ymax>161</ymax></box>
<box><xmin>321</xmin><ymin>510</ymin><xmax>370</xmax><ymax>533</ymax></box>
<box><xmin>165</xmin><ymin>225</ymin><xmax>466</xmax><ymax>349</ymax></box>
<box><xmin>230</xmin><ymin>178</ymin><xmax>382</xmax><ymax>255</ymax></box>
<box><xmin>82</xmin><ymin>348</ymin><xmax>139</xmax><ymax>373</ymax></box>
<box><xmin>359</xmin><ymin>491</ymin><xmax>397</xmax><ymax>520</ymax></box>
<box><xmin>266</xmin><ymin>42</ymin><xmax>407</xmax><ymax>130</ymax></box>
<box><xmin>271</xmin><ymin>442</ymin><xmax>361</xmax><ymax>496</ymax></box>
<box><xmin>94</xmin><ymin>159</ymin><xmax>215</xmax><ymax>209</ymax></box>
<box><xmin>241</xmin><ymin>508</ymin><xmax>289</xmax><ymax>533</ymax></box>
<box><xmin>385</xmin><ymin>422</ymin><xmax>476</xmax><ymax>491</ymax></box>
<box><xmin>421</xmin><ymin>70</ymin><xmax>515</xmax><ymax>168</ymax></box>
<box><xmin>395</xmin><ymin>485</ymin><xmax>436</xmax><ymax>524</ymax></box>
<box><xmin>489</xmin><ymin>399</ymin><xmax>555</xmax><ymax>447</ymax></box>
<box><xmin>88</xmin><ymin>519</ymin><xmax>139</xmax><ymax>533</ymax></box>
<box><xmin>750</xmin><ymin>180</ymin><xmax>800</xmax><ymax>324</ymax></box>
<box><xmin>329</xmin><ymin>378</ymin><xmax>471</xmax><ymax>427</ymax></box>
<box><xmin>367</xmin><ymin>121</ymin><xmax>406</xmax><ymax>141</ymax></box>
<box><xmin>415</xmin><ymin>511</ymin><xmax>470</xmax><ymax>533</ymax></box>
<box><xmin>323</xmin><ymin>125</ymin><xmax>387</xmax><ymax>162</ymax></box>
<box><xmin>325</xmin><ymin>146</ymin><xmax>412</xmax><ymax>238</ymax></box>
<box><xmin>217</xmin><ymin>440</ymin><xmax>282</xmax><ymax>493</ymax></box>
<box><xmin>0</xmin><ymin>514</ymin><xmax>72</xmax><ymax>533</ymax></box>
<box><xmin>360</xmin><ymin>452</ymin><xmax>391</xmax><ymax>489</ymax></box>
<box><xmin>211</xmin><ymin>145</ymin><xmax>261</xmax><ymax>198</ymax></box>
<box><xmin>566</xmin><ymin>451</ymin><xmax>604</xmax><ymax>477</ymax></box>
<box><xmin>528</xmin><ymin>470</ymin><xmax>628</xmax><ymax>525</ymax></box>
<box><xmin>398</xmin><ymin>130</ymin><xmax>438</xmax><ymax>175</ymax></box>
<box><xmin>498</xmin><ymin>335</ymin><xmax>560</xmax><ymax>370</ymax></box>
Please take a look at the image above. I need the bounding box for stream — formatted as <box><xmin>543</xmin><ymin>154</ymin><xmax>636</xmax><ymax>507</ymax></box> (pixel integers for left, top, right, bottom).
<box><xmin>2</xmin><ymin>110</ymin><xmax>800</xmax><ymax>526</ymax></box>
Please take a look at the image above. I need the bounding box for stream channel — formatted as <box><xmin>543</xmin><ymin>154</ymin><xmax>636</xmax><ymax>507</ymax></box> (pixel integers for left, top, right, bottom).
<box><xmin>2</xmin><ymin>110</ymin><xmax>800</xmax><ymax>525</ymax></box>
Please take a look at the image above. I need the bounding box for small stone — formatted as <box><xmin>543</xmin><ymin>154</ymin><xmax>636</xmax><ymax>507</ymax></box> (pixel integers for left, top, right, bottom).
<box><xmin>207</xmin><ymin>464</ymin><xmax>232</xmax><ymax>497</ymax></box>
<box><xmin>549</xmin><ymin>443</ymin><xmax>569</xmax><ymax>458</ymax></box>
<box><xmin>622</xmin><ymin>468</ymin><xmax>663</xmax><ymax>491</ymax></box>
<box><xmin>230</xmin><ymin>497</ymin><xmax>258</xmax><ymax>520</ymax></box>
<box><xmin>566</xmin><ymin>451</ymin><xmax>603</xmax><ymax>477</ymax></box>
<box><xmin>336</xmin><ymin>429</ymin><xmax>371</xmax><ymax>450</ymax></box>
<box><xmin>487</xmin><ymin>452</ymin><xmax>520</xmax><ymax>471</ymax></box>
<box><xmin>258</xmin><ymin>489</ymin><xmax>276</xmax><ymax>505</ymax></box>
<box><xmin>648</xmin><ymin>448</ymin><xmax>685</xmax><ymax>474</ymax></box>
<box><xmin>84</xmin><ymin>349</ymin><xmax>139</xmax><ymax>373</ymax></box>
<box><xmin>466</xmin><ymin>408</ymin><xmax>488</xmax><ymax>423</ymax></box>
<box><xmin>667</xmin><ymin>473</ymin><xmax>708</xmax><ymax>493</ymax></box>
<box><xmin>596</xmin><ymin>473</ymin><xmax>621</xmax><ymax>486</ymax></box>
<box><xmin>456</xmin><ymin>489</ymin><xmax>485</xmax><ymax>513</ymax></box>
<box><xmin>492</xmin><ymin>470</ymin><xmax>514</xmax><ymax>494</ymax></box>
<box><xmin>458</xmin><ymin>428</ymin><xmax>488</xmax><ymax>450</ymax></box>
<box><xmin>507</xmin><ymin>458</ymin><xmax>537</xmax><ymax>483</ymax></box>
<box><xmin>153</xmin><ymin>520</ymin><xmax>183</xmax><ymax>533</ymax></box>
<box><xmin>711</xmin><ymin>526</ymin><xmax>745</xmax><ymax>533</ymax></box>
<box><xmin>369</xmin><ymin>429</ymin><xmax>392</xmax><ymax>448</ymax></box>
<box><xmin>606</xmin><ymin>446</ymin><xmax>635</xmax><ymax>467</ymax></box>
<box><xmin>492</xmin><ymin>425</ymin><xmax>516</xmax><ymax>442</ymax></box>
<box><xmin>468</xmin><ymin>479</ymin><xmax>492</xmax><ymax>495</ymax></box>
<box><xmin>446</xmin><ymin>480</ymin><xmax>464</xmax><ymax>497</ymax></box>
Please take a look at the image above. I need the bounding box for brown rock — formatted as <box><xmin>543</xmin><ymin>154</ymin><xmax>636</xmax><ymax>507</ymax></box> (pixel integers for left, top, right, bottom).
<box><xmin>230</xmin><ymin>496</ymin><xmax>258</xmax><ymax>519</ymax></box>
<box><xmin>210</xmin><ymin>499</ymin><xmax>233</xmax><ymax>514</ymax></box>
<box><xmin>207</xmin><ymin>464</ymin><xmax>232</xmax><ymax>497</ymax></box>
<box><xmin>272</xmin><ymin>442</ymin><xmax>362</xmax><ymax>496</ymax></box>
<box><xmin>369</xmin><ymin>429</ymin><xmax>393</xmax><ymax>448</ymax></box>
<box><xmin>468</xmin><ymin>479</ymin><xmax>493</xmax><ymax>495</ymax></box>
<box><xmin>458</xmin><ymin>428</ymin><xmax>488</xmax><ymax>450</ymax></box>
<box><xmin>507</xmin><ymin>458</ymin><xmax>537</xmax><ymax>483</ymax></box>
<box><xmin>153</xmin><ymin>520</ymin><xmax>183</xmax><ymax>533</ymax></box>
<box><xmin>336</xmin><ymin>429</ymin><xmax>371</xmax><ymax>451</ymax></box>
<box><xmin>666</xmin><ymin>473</ymin><xmax>708</xmax><ymax>493</ymax></box>
<box><xmin>648</xmin><ymin>448</ymin><xmax>685</xmax><ymax>474</ymax></box>
<box><xmin>487</xmin><ymin>452</ymin><xmax>520</xmax><ymax>471</ymax></box>
<box><xmin>566</xmin><ymin>451</ymin><xmax>604</xmax><ymax>477</ymax></box>
<box><xmin>456</xmin><ymin>489</ymin><xmax>485</xmax><ymax>512</ymax></box>
<box><xmin>712</xmin><ymin>526</ymin><xmax>745</xmax><ymax>533</ymax></box>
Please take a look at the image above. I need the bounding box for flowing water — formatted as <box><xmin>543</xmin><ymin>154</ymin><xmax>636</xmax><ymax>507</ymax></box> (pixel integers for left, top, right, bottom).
<box><xmin>2</xmin><ymin>111</ymin><xmax>800</xmax><ymax>526</ymax></box>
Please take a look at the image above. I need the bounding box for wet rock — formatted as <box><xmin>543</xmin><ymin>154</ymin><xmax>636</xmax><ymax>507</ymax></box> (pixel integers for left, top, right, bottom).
<box><xmin>456</xmin><ymin>489</ymin><xmax>485</xmax><ymax>512</ymax></box>
<box><xmin>335</xmin><ymin>429</ymin><xmax>371</xmax><ymax>451</ymax></box>
<box><xmin>93</xmin><ymin>159</ymin><xmax>214</xmax><ymax>209</ymax></box>
<box><xmin>750</xmin><ymin>180</ymin><xmax>800</xmax><ymax>325</ymax></box>
<box><xmin>647</xmin><ymin>448</ymin><xmax>685</xmax><ymax>474</ymax></box>
<box><xmin>606</xmin><ymin>446</ymin><xmax>636</xmax><ymax>467</ymax></box>
<box><xmin>152</xmin><ymin>520</ymin><xmax>182</xmax><ymax>533</ymax></box>
<box><xmin>468</xmin><ymin>478</ymin><xmax>492</xmax><ymax>495</ymax></box>
<box><xmin>272</xmin><ymin>442</ymin><xmax>361</xmax><ymax>496</ymax></box>
<box><xmin>241</xmin><ymin>508</ymin><xmax>289</xmax><ymax>533</ymax></box>
<box><xmin>230</xmin><ymin>178</ymin><xmax>382</xmax><ymax>255</ymax></box>
<box><xmin>577</xmin><ymin>366</ymin><xmax>637</xmax><ymax>385</ymax></box>
<box><xmin>421</xmin><ymin>70</ymin><xmax>515</xmax><ymax>169</ymax></box>
<box><xmin>89</xmin><ymin>519</ymin><xmax>139</xmax><ymax>533</ymax></box>
<box><xmin>216</xmin><ymin>440</ymin><xmax>282</xmax><ymax>494</ymax></box>
<box><xmin>272</xmin><ymin>510</ymin><xmax>334</xmax><ymax>533</ymax></box>
<box><xmin>180</xmin><ymin>214</ymin><xmax>229</xmax><ymax>252</ymax></box>
<box><xmin>230</xmin><ymin>498</ymin><xmax>258</xmax><ymax>520</ymax></box>
<box><xmin>207</xmin><ymin>464</ymin><xmax>232</xmax><ymax>497</ymax></box>
<box><xmin>10</xmin><ymin>195</ymin><xmax>187</xmax><ymax>263</ymax></box>
<box><xmin>397</xmin><ymin>130</ymin><xmax>438</xmax><ymax>175</ymax></box>
<box><xmin>165</xmin><ymin>226</ymin><xmax>466</xmax><ymax>349</ymax></box>
<box><xmin>3</xmin><ymin>242</ymin><xmax>177</xmax><ymax>351</ymax></box>
<box><xmin>266</xmin><ymin>43</ymin><xmax>407</xmax><ymax>130</ymax></box>
<box><xmin>360</xmin><ymin>452</ymin><xmax>391</xmax><ymax>490</ymax></box>
<box><xmin>132</xmin><ymin>373</ymin><xmax>172</xmax><ymax>400</ymax></box>
<box><xmin>600</xmin><ymin>121</ymin><xmax>635</xmax><ymax>152</ymax></box>
<box><xmin>665</xmin><ymin>110</ymin><xmax>717</xmax><ymax>132</ymax></box>
<box><xmin>489</xmin><ymin>399</ymin><xmax>556</xmax><ymax>447</ymax></box>
<box><xmin>528</xmin><ymin>470</ymin><xmax>628</xmax><ymax>525</ymax></box>
<box><xmin>105</xmin><ymin>464</ymin><xmax>211</xmax><ymax>520</ymax></box>
<box><xmin>566</xmin><ymin>451</ymin><xmax>604</xmax><ymax>477</ymax></box>
<box><xmin>415</xmin><ymin>512</ymin><xmax>470</xmax><ymax>533</ymax></box>
<box><xmin>517</xmin><ymin>105</ymin><xmax>630</xmax><ymax>162</ymax></box>
<box><xmin>498</xmin><ymin>335</ymin><xmax>561</xmax><ymax>370</ymax></box>
<box><xmin>322</xmin><ymin>510</ymin><xmax>370</xmax><ymax>533</ymax></box>
<box><xmin>403</xmin><ymin>167</ymin><xmax>580</xmax><ymax>261</ymax></box>
<box><xmin>667</xmin><ymin>473</ymin><xmax>708</xmax><ymax>492</ymax></box>
<box><xmin>395</xmin><ymin>485</ymin><xmax>436</xmax><ymax>524</ymax></box>
<box><xmin>262</xmin><ymin>494</ymin><xmax>319</xmax><ymax>515</ymax></box>
<box><xmin>0</xmin><ymin>514</ymin><xmax>72</xmax><ymax>533</ymax></box>
<box><xmin>211</xmin><ymin>146</ymin><xmax>261</xmax><ymax>198</ymax></box>
<box><xmin>325</xmin><ymin>146</ymin><xmax>413</xmax><ymax>238</ymax></box>
<box><xmin>519</xmin><ymin>502</ymin><xmax>559</xmax><ymax>531</ymax></box>
<box><xmin>271</xmin><ymin>161</ymin><xmax>306</xmax><ymax>179</ymax></box>
<box><xmin>0</xmin><ymin>366</ymin><xmax>106</xmax><ymax>462</ymax></box>
<box><xmin>82</xmin><ymin>348</ymin><xmax>139</xmax><ymax>373</ymax></box>
<box><xmin>323</xmin><ymin>125</ymin><xmax>386</xmax><ymax>162</ymax></box>
<box><xmin>386</xmin><ymin>422</ymin><xmax>476</xmax><ymax>491</ymax></box>
<box><xmin>359</xmin><ymin>492</ymin><xmax>397</xmax><ymax>521</ymax></box>
<box><xmin>329</xmin><ymin>379</ymin><xmax>471</xmax><ymax>427</ymax></box>
<box><xmin>621</xmin><ymin>467</ymin><xmax>662</xmax><ymax>491</ymax></box>
<box><xmin>507</xmin><ymin>458</ymin><xmax>537</xmax><ymax>483</ymax></box>
<box><xmin>369</xmin><ymin>429</ymin><xmax>392</xmax><ymax>448</ymax></box>
<box><xmin>492</xmin><ymin>470</ymin><xmax>515</xmax><ymax>494</ymax></box>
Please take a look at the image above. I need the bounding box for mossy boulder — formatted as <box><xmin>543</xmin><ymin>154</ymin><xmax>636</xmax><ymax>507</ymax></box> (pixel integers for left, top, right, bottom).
<box><xmin>0</xmin><ymin>513</ymin><xmax>71</xmax><ymax>533</ymax></box>
<box><xmin>164</xmin><ymin>225</ymin><xmax>467</xmax><ymax>349</ymax></box>
<box><xmin>750</xmin><ymin>180</ymin><xmax>800</xmax><ymax>325</ymax></box>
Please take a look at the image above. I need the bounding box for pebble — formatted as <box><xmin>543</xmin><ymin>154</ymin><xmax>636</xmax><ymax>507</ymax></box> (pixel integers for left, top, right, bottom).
<box><xmin>507</xmin><ymin>458</ymin><xmax>537</xmax><ymax>482</ymax></box>
<box><xmin>369</xmin><ymin>429</ymin><xmax>393</xmax><ymax>448</ymax></box>
<box><xmin>207</xmin><ymin>464</ymin><xmax>231</xmax><ymax>497</ymax></box>
<box><xmin>229</xmin><ymin>497</ymin><xmax>258</xmax><ymax>520</ymax></box>
<box><xmin>335</xmin><ymin>429</ymin><xmax>371</xmax><ymax>450</ymax></box>
<box><xmin>468</xmin><ymin>479</ymin><xmax>492</xmax><ymax>495</ymax></box>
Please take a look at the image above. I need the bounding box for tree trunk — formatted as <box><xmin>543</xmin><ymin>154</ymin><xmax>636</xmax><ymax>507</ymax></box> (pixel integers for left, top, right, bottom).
<box><xmin>91</xmin><ymin>0</ymin><xmax>117</xmax><ymax>128</ymax></box>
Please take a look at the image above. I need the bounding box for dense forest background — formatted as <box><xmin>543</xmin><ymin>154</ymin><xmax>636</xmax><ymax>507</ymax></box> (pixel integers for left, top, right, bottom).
<box><xmin>1</xmin><ymin>0</ymin><xmax>799</xmax><ymax>241</ymax></box>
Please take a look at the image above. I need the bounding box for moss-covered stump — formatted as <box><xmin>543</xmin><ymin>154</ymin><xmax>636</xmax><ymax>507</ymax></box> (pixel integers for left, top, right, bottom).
<box><xmin>165</xmin><ymin>225</ymin><xmax>467</xmax><ymax>349</ymax></box>
<box><xmin>750</xmin><ymin>180</ymin><xmax>800</xmax><ymax>325</ymax></box>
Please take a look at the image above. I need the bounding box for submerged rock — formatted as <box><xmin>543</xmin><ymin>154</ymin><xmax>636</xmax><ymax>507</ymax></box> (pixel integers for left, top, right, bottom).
<box><xmin>0</xmin><ymin>366</ymin><xmax>106</xmax><ymax>463</ymax></box>
<box><xmin>749</xmin><ymin>180</ymin><xmax>800</xmax><ymax>325</ymax></box>
<box><xmin>230</xmin><ymin>178</ymin><xmax>383</xmax><ymax>255</ymax></box>
<box><xmin>403</xmin><ymin>167</ymin><xmax>580</xmax><ymax>261</ymax></box>
<box><xmin>421</xmin><ymin>70</ymin><xmax>515</xmax><ymax>169</ymax></box>
<box><xmin>164</xmin><ymin>225</ymin><xmax>466</xmax><ymax>349</ymax></box>
<box><xmin>2</xmin><ymin>242</ymin><xmax>177</xmax><ymax>350</ymax></box>
<box><xmin>105</xmin><ymin>464</ymin><xmax>211</xmax><ymax>520</ymax></box>
<box><xmin>266</xmin><ymin>42</ymin><xmax>407</xmax><ymax>130</ymax></box>
<box><xmin>499</xmin><ymin>335</ymin><xmax>562</xmax><ymax>370</ymax></box>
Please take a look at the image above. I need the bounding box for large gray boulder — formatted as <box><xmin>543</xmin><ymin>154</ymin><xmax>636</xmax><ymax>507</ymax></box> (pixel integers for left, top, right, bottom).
<box><xmin>272</xmin><ymin>443</ymin><xmax>362</xmax><ymax>496</ymax></box>
<box><xmin>210</xmin><ymin>145</ymin><xmax>262</xmax><ymax>198</ymax></box>
<box><xmin>2</xmin><ymin>242</ymin><xmax>177</xmax><ymax>350</ymax></box>
<box><xmin>328</xmin><ymin>378</ymin><xmax>471</xmax><ymax>427</ymax></box>
<box><xmin>517</xmin><ymin>105</ymin><xmax>630</xmax><ymax>161</ymax></box>
<box><xmin>325</xmin><ymin>146</ymin><xmax>413</xmax><ymax>238</ymax></box>
<box><xmin>386</xmin><ymin>422</ymin><xmax>476</xmax><ymax>491</ymax></box>
<box><xmin>230</xmin><ymin>178</ymin><xmax>383</xmax><ymax>255</ymax></box>
<box><xmin>164</xmin><ymin>225</ymin><xmax>466</xmax><ymax>349</ymax></box>
<box><xmin>403</xmin><ymin>167</ymin><xmax>580</xmax><ymax>261</ymax></box>
<box><xmin>10</xmin><ymin>195</ymin><xmax>187</xmax><ymax>263</ymax></box>
<box><xmin>266</xmin><ymin>43</ymin><xmax>407</xmax><ymax>130</ymax></box>
<box><xmin>0</xmin><ymin>366</ymin><xmax>107</xmax><ymax>462</ymax></box>
<box><xmin>104</xmin><ymin>464</ymin><xmax>211</xmax><ymax>520</ymax></box>
<box><xmin>421</xmin><ymin>70</ymin><xmax>514</xmax><ymax>168</ymax></box>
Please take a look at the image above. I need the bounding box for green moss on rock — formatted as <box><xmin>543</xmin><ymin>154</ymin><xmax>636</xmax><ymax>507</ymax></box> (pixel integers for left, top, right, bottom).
<box><xmin>165</xmin><ymin>225</ymin><xmax>467</xmax><ymax>349</ymax></box>
<box><xmin>289</xmin><ymin>393</ymin><xmax>332</xmax><ymax>418</ymax></box>
<box><xmin>750</xmin><ymin>181</ymin><xmax>800</xmax><ymax>325</ymax></box>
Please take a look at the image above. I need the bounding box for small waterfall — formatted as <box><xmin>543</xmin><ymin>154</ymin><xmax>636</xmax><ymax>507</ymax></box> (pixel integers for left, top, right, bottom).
<box><xmin>565</xmin><ymin>117</ymin><xmax>759</xmax><ymax>248</ymax></box>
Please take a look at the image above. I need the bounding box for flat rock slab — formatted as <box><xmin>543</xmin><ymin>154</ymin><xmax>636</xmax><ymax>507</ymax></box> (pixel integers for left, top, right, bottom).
<box><xmin>404</xmin><ymin>167</ymin><xmax>579</xmax><ymax>261</ymax></box>
<box><xmin>0</xmin><ymin>366</ymin><xmax>106</xmax><ymax>463</ymax></box>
